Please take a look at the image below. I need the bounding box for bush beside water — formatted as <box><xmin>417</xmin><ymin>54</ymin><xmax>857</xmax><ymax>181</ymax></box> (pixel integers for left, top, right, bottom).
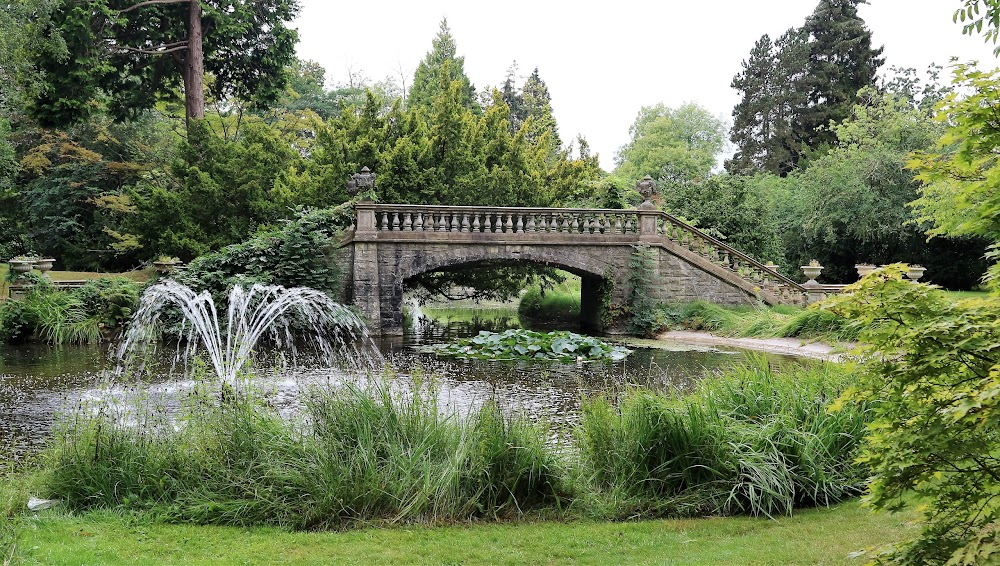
<box><xmin>0</xmin><ymin>276</ymin><xmax>142</xmax><ymax>344</ymax></box>
<box><xmin>36</xmin><ymin>359</ymin><xmax>868</xmax><ymax>527</ymax></box>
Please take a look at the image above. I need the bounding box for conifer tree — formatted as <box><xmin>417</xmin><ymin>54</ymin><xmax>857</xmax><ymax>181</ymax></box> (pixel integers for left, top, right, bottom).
<box><xmin>521</xmin><ymin>67</ymin><xmax>562</xmax><ymax>153</ymax></box>
<box><xmin>407</xmin><ymin>18</ymin><xmax>478</xmax><ymax>113</ymax></box>
<box><xmin>727</xmin><ymin>34</ymin><xmax>777</xmax><ymax>175</ymax></box>
<box><xmin>795</xmin><ymin>0</ymin><xmax>884</xmax><ymax>152</ymax></box>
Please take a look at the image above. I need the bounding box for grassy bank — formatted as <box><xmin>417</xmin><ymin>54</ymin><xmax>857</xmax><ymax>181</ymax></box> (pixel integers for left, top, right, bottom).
<box><xmin>646</xmin><ymin>301</ymin><xmax>859</xmax><ymax>343</ymax></box>
<box><xmin>518</xmin><ymin>275</ymin><xmax>581</xmax><ymax>323</ymax></box>
<box><xmin>4</xmin><ymin>501</ymin><xmax>917</xmax><ymax>565</ymax></box>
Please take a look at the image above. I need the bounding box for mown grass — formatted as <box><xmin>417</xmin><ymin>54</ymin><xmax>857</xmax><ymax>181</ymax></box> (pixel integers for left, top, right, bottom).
<box><xmin>5</xmin><ymin>500</ymin><xmax>919</xmax><ymax>565</ymax></box>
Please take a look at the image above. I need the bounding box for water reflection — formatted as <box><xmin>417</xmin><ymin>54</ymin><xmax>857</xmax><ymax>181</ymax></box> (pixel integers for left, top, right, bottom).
<box><xmin>1</xmin><ymin>309</ymin><xmax>779</xmax><ymax>460</ymax></box>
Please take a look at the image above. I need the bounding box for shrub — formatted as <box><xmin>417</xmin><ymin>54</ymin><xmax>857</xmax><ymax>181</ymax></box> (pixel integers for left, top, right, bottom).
<box><xmin>176</xmin><ymin>204</ymin><xmax>352</xmax><ymax>303</ymax></box>
<box><xmin>72</xmin><ymin>277</ymin><xmax>142</xmax><ymax>329</ymax></box>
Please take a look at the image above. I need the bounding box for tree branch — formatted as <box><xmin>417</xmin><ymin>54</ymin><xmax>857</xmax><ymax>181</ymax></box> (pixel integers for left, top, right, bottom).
<box><xmin>119</xmin><ymin>0</ymin><xmax>190</xmax><ymax>13</ymax></box>
<box><xmin>114</xmin><ymin>44</ymin><xmax>188</xmax><ymax>55</ymax></box>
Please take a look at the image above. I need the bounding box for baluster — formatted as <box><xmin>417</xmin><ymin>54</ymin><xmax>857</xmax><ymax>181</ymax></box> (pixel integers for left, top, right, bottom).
<box><xmin>538</xmin><ymin>214</ymin><xmax>548</xmax><ymax>233</ymax></box>
<box><xmin>380</xmin><ymin>211</ymin><xmax>389</xmax><ymax>231</ymax></box>
<box><xmin>527</xmin><ymin>214</ymin><xmax>536</xmax><ymax>232</ymax></box>
<box><xmin>438</xmin><ymin>213</ymin><xmax>448</xmax><ymax>232</ymax></box>
<box><xmin>391</xmin><ymin>212</ymin><xmax>400</xmax><ymax>231</ymax></box>
<box><xmin>414</xmin><ymin>212</ymin><xmax>424</xmax><ymax>232</ymax></box>
<box><xmin>570</xmin><ymin>214</ymin><xmax>580</xmax><ymax>233</ymax></box>
<box><xmin>461</xmin><ymin>213</ymin><xmax>470</xmax><ymax>233</ymax></box>
<box><xmin>486</xmin><ymin>214</ymin><xmax>495</xmax><ymax>233</ymax></box>
<box><xmin>515</xmin><ymin>214</ymin><xmax>524</xmax><ymax>233</ymax></box>
<box><xmin>505</xmin><ymin>214</ymin><xmax>513</xmax><ymax>233</ymax></box>
<box><xmin>472</xmin><ymin>213</ymin><xmax>481</xmax><ymax>232</ymax></box>
<box><xmin>403</xmin><ymin>212</ymin><xmax>412</xmax><ymax>231</ymax></box>
<box><xmin>450</xmin><ymin>212</ymin><xmax>459</xmax><ymax>232</ymax></box>
<box><xmin>614</xmin><ymin>215</ymin><xmax>623</xmax><ymax>234</ymax></box>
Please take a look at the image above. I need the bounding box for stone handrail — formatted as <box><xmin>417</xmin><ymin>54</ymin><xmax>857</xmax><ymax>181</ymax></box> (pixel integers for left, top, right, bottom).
<box><xmin>353</xmin><ymin>203</ymin><xmax>821</xmax><ymax>305</ymax></box>
<box><xmin>651</xmin><ymin>211</ymin><xmax>811</xmax><ymax>305</ymax></box>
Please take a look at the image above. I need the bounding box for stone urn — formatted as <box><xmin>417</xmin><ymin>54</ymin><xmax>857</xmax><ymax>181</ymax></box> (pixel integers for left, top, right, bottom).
<box><xmin>855</xmin><ymin>264</ymin><xmax>876</xmax><ymax>278</ymax></box>
<box><xmin>33</xmin><ymin>258</ymin><xmax>55</xmax><ymax>277</ymax></box>
<box><xmin>153</xmin><ymin>259</ymin><xmax>180</xmax><ymax>275</ymax></box>
<box><xmin>906</xmin><ymin>265</ymin><xmax>927</xmax><ymax>282</ymax></box>
<box><xmin>8</xmin><ymin>259</ymin><xmax>33</xmax><ymax>275</ymax></box>
<box><xmin>801</xmin><ymin>262</ymin><xmax>823</xmax><ymax>286</ymax></box>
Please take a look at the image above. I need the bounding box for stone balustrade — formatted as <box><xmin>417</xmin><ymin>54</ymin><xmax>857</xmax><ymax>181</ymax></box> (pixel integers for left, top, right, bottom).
<box><xmin>358</xmin><ymin>204</ymin><xmax>640</xmax><ymax>238</ymax></box>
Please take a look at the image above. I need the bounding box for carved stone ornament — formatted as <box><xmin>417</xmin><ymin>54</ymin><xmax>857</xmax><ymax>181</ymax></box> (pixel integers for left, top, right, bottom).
<box><xmin>637</xmin><ymin>175</ymin><xmax>658</xmax><ymax>203</ymax></box>
<box><xmin>347</xmin><ymin>166</ymin><xmax>376</xmax><ymax>197</ymax></box>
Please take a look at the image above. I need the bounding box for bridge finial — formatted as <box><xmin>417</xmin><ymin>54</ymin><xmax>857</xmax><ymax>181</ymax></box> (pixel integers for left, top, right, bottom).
<box><xmin>637</xmin><ymin>175</ymin><xmax>658</xmax><ymax>210</ymax></box>
<box><xmin>347</xmin><ymin>166</ymin><xmax>377</xmax><ymax>201</ymax></box>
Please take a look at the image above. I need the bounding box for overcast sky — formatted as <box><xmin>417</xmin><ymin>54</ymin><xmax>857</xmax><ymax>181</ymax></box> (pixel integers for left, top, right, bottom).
<box><xmin>294</xmin><ymin>1</ymin><xmax>998</xmax><ymax>170</ymax></box>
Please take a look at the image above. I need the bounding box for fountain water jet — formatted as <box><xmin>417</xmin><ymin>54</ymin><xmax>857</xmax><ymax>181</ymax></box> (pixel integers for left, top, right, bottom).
<box><xmin>117</xmin><ymin>280</ymin><xmax>379</xmax><ymax>383</ymax></box>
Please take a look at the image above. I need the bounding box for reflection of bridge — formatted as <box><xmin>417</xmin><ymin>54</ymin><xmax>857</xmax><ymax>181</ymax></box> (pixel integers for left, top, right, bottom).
<box><xmin>338</xmin><ymin>202</ymin><xmax>823</xmax><ymax>334</ymax></box>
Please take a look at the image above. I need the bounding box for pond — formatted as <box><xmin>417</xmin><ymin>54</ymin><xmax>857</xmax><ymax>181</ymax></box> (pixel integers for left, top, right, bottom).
<box><xmin>0</xmin><ymin>306</ymin><xmax>794</xmax><ymax>460</ymax></box>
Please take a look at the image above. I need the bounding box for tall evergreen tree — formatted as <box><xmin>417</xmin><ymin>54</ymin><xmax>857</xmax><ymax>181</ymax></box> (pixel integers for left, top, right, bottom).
<box><xmin>521</xmin><ymin>67</ymin><xmax>561</xmax><ymax>153</ymax></box>
<box><xmin>728</xmin><ymin>0</ymin><xmax>881</xmax><ymax>174</ymax></box>
<box><xmin>407</xmin><ymin>18</ymin><xmax>477</xmax><ymax>113</ymax></box>
<box><xmin>727</xmin><ymin>34</ymin><xmax>777</xmax><ymax>175</ymax></box>
<box><xmin>795</xmin><ymin>0</ymin><xmax>884</xmax><ymax>152</ymax></box>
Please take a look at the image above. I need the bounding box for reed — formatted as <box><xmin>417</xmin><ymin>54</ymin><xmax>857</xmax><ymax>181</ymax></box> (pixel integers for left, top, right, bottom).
<box><xmin>573</xmin><ymin>356</ymin><xmax>870</xmax><ymax>519</ymax></box>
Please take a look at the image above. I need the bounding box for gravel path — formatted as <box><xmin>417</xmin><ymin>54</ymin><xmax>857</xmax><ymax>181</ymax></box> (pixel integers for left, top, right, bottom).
<box><xmin>656</xmin><ymin>330</ymin><xmax>852</xmax><ymax>361</ymax></box>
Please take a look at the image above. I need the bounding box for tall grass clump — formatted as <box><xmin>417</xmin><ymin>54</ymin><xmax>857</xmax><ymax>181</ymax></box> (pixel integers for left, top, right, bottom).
<box><xmin>776</xmin><ymin>308</ymin><xmax>859</xmax><ymax>342</ymax></box>
<box><xmin>40</xmin><ymin>374</ymin><xmax>566</xmax><ymax>529</ymax></box>
<box><xmin>574</xmin><ymin>356</ymin><xmax>870</xmax><ymax>519</ymax></box>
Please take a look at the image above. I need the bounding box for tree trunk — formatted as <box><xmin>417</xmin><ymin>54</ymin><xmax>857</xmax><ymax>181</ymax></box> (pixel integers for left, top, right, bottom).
<box><xmin>184</xmin><ymin>0</ymin><xmax>205</xmax><ymax>123</ymax></box>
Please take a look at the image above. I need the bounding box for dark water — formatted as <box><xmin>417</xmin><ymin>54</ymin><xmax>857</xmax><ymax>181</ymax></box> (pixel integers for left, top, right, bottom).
<box><xmin>0</xmin><ymin>312</ymin><xmax>787</xmax><ymax>459</ymax></box>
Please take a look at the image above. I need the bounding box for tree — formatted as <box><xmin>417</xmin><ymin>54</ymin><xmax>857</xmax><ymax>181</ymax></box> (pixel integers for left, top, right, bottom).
<box><xmin>29</xmin><ymin>0</ymin><xmax>300</xmax><ymax>127</ymax></box>
<box><xmin>826</xmin><ymin>269</ymin><xmax>1000</xmax><ymax>564</ymax></box>
<box><xmin>520</xmin><ymin>67</ymin><xmax>561</xmax><ymax>154</ymax></box>
<box><xmin>910</xmin><ymin>64</ymin><xmax>1000</xmax><ymax>284</ymax></box>
<box><xmin>407</xmin><ymin>18</ymin><xmax>477</xmax><ymax>113</ymax></box>
<box><xmin>794</xmin><ymin>0</ymin><xmax>884</xmax><ymax>152</ymax></box>
<box><xmin>614</xmin><ymin>102</ymin><xmax>726</xmax><ymax>183</ymax></box>
<box><xmin>726</xmin><ymin>30</ymin><xmax>809</xmax><ymax>176</ymax></box>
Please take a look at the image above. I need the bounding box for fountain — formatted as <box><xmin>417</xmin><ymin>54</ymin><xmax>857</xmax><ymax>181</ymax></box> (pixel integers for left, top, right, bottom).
<box><xmin>117</xmin><ymin>280</ymin><xmax>379</xmax><ymax>383</ymax></box>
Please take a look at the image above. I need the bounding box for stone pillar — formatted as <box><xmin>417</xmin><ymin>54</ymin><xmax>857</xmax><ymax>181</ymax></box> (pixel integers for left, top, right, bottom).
<box><xmin>638</xmin><ymin>203</ymin><xmax>659</xmax><ymax>243</ymax></box>
<box><xmin>350</xmin><ymin>202</ymin><xmax>381</xmax><ymax>330</ymax></box>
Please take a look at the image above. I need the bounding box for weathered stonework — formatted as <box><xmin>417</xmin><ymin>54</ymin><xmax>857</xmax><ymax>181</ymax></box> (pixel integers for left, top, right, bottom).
<box><xmin>334</xmin><ymin>204</ymin><xmax>814</xmax><ymax>334</ymax></box>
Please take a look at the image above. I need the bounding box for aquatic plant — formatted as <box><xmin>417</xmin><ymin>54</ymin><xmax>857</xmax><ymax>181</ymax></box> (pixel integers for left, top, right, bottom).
<box><xmin>423</xmin><ymin>329</ymin><xmax>632</xmax><ymax>362</ymax></box>
<box><xmin>117</xmin><ymin>280</ymin><xmax>375</xmax><ymax>382</ymax></box>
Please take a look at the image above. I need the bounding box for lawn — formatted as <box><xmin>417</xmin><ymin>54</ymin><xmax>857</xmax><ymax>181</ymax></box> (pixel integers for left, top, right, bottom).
<box><xmin>8</xmin><ymin>500</ymin><xmax>917</xmax><ymax>565</ymax></box>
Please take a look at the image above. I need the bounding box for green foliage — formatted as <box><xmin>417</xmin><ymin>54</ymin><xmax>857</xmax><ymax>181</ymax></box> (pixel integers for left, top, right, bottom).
<box><xmin>627</xmin><ymin>245</ymin><xmax>665</xmax><ymax>337</ymax></box>
<box><xmin>29</xmin><ymin>0</ymin><xmax>300</xmax><ymax>126</ymax></box>
<box><xmin>727</xmin><ymin>1</ymin><xmax>883</xmax><ymax>174</ymax></box>
<box><xmin>956</xmin><ymin>0</ymin><xmax>1000</xmax><ymax>56</ymax></box>
<box><xmin>910</xmin><ymin>64</ymin><xmax>1000</xmax><ymax>286</ymax></box>
<box><xmin>614</xmin><ymin>102</ymin><xmax>725</xmax><ymax>184</ymax></box>
<box><xmin>0</xmin><ymin>275</ymin><xmax>141</xmax><ymax>344</ymax></box>
<box><xmin>72</xmin><ymin>277</ymin><xmax>142</xmax><ymax>329</ymax></box>
<box><xmin>824</xmin><ymin>266</ymin><xmax>1000</xmax><ymax>564</ymax></box>
<box><xmin>755</xmin><ymin>85</ymin><xmax>988</xmax><ymax>287</ymax></box>
<box><xmin>42</xmin><ymin>378</ymin><xmax>565</xmax><ymax>527</ymax></box>
<box><xmin>175</xmin><ymin>204</ymin><xmax>351</xmax><ymax>302</ymax></box>
<box><xmin>517</xmin><ymin>276</ymin><xmax>580</xmax><ymax>322</ymax></box>
<box><xmin>424</xmin><ymin>329</ymin><xmax>631</xmax><ymax>363</ymax></box>
<box><xmin>659</xmin><ymin>174</ymin><xmax>785</xmax><ymax>265</ymax></box>
<box><xmin>408</xmin><ymin>18</ymin><xmax>478</xmax><ymax>113</ymax></box>
<box><xmin>575</xmin><ymin>357</ymin><xmax>869</xmax><ymax>519</ymax></box>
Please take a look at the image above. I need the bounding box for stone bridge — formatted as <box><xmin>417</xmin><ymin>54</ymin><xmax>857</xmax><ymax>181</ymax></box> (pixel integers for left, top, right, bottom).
<box><xmin>339</xmin><ymin>202</ymin><xmax>823</xmax><ymax>334</ymax></box>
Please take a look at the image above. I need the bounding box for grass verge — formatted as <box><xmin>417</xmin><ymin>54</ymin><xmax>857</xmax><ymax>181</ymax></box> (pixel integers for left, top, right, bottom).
<box><xmin>656</xmin><ymin>301</ymin><xmax>860</xmax><ymax>343</ymax></box>
<box><xmin>6</xmin><ymin>501</ymin><xmax>918</xmax><ymax>565</ymax></box>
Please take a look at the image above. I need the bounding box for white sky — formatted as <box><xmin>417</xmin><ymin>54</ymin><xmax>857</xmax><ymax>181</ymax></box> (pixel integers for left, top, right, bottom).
<box><xmin>293</xmin><ymin>1</ymin><xmax>998</xmax><ymax>171</ymax></box>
